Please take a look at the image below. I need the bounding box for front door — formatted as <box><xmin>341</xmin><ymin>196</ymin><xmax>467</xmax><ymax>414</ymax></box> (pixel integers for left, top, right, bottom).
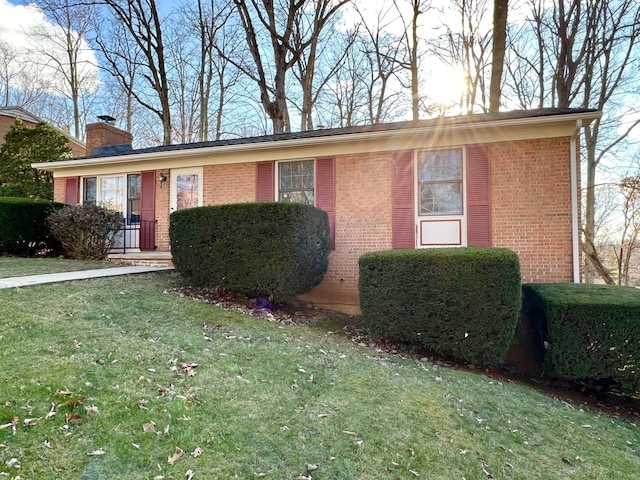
<box><xmin>170</xmin><ymin>168</ymin><xmax>203</xmax><ymax>213</ymax></box>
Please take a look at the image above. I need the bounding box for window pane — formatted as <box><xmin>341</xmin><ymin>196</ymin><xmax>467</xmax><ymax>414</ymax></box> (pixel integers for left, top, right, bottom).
<box><xmin>100</xmin><ymin>176</ymin><xmax>125</xmax><ymax>214</ymax></box>
<box><xmin>419</xmin><ymin>149</ymin><xmax>462</xmax><ymax>182</ymax></box>
<box><xmin>127</xmin><ymin>174</ymin><xmax>141</xmax><ymax>223</ymax></box>
<box><xmin>177</xmin><ymin>174</ymin><xmax>199</xmax><ymax>210</ymax></box>
<box><xmin>278</xmin><ymin>160</ymin><xmax>314</xmax><ymax>206</ymax></box>
<box><xmin>83</xmin><ymin>177</ymin><xmax>96</xmax><ymax>205</ymax></box>
<box><xmin>420</xmin><ymin>183</ymin><xmax>462</xmax><ymax>214</ymax></box>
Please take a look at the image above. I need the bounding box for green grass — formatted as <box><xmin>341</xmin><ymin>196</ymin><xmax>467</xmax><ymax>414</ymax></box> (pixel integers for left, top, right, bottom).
<box><xmin>0</xmin><ymin>272</ymin><xmax>638</xmax><ymax>479</ymax></box>
<box><xmin>0</xmin><ymin>256</ymin><xmax>115</xmax><ymax>278</ymax></box>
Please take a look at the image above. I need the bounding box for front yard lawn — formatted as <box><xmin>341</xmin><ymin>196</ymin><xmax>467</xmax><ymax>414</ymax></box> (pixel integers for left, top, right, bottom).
<box><xmin>0</xmin><ymin>272</ymin><xmax>638</xmax><ymax>479</ymax></box>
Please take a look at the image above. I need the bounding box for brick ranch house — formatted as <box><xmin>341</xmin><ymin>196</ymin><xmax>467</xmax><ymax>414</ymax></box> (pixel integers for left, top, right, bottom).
<box><xmin>34</xmin><ymin>108</ymin><xmax>600</xmax><ymax>314</ymax></box>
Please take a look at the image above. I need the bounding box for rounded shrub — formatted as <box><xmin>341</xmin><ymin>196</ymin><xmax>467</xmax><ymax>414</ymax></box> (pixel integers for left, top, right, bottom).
<box><xmin>0</xmin><ymin>197</ymin><xmax>64</xmax><ymax>255</ymax></box>
<box><xmin>359</xmin><ymin>247</ymin><xmax>522</xmax><ymax>367</ymax></box>
<box><xmin>170</xmin><ymin>202</ymin><xmax>331</xmax><ymax>303</ymax></box>
<box><xmin>47</xmin><ymin>203</ymin><xmax>125</xmax><ymax>260</ymax></box>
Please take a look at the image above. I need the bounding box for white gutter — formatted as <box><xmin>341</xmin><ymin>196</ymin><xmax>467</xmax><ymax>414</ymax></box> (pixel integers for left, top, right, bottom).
<box><xmin>570</xmin><ymin>119</ymin><xmax>582</xmax><ymax>283</ymax></box>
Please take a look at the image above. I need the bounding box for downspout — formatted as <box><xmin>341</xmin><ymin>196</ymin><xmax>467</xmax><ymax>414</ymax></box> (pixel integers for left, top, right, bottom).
<box><xmin>570</xmin><ymin>119</ymin><xmax>582</xmax><ymax>283</ymax></box>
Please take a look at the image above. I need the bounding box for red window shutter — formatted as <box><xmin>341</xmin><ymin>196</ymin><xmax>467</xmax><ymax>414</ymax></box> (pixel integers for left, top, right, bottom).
<box><xmin>65</xmin><ymin>177</ymin><xmax>79</xmax><ymax>205</ymax></box>
<box><xmin>140</xmin><ymin>170</ymin><xmax>156</xmax><ymax>251</ymax></box>
<box><xmin>466</xmin><ymin>145</ymin><xmax>492</xmax><ymax>247</ymax></box>
<box><xmin>256</xmin><ymin>161</ymin><xmax>275</xmax><ymax>201</ymax></box>
<box><xmin>315</xmin><ymin>156</ymin><xmax>336</xmax><ymax>249</ymax></box>
<box><xmin>392</xmin><ymin>150</ymin><xmax>415</xmax><ymax>249</ymax></box>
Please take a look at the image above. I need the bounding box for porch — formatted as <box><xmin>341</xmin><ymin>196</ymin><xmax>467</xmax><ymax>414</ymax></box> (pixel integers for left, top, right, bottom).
<box><xmin>108</xmin><ymin>219</ymin><xmax>174</xmax><ymax>268</ymax></box>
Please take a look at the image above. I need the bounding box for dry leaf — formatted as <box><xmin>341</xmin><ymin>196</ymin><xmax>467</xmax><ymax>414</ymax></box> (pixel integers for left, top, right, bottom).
<box><xmin>6</xmin><ymin>457</ymin><xmax>20</xmax><ymax>468</ymax></box>
<box><xmin>0</xmin><ymin>443</ymin><xmax>8</xmax><ymax>451</ymax></box>
<box><xmin>307</xmin><ymin>463</ymin><xmax>318</xmax><ymax>471</ymax></box>
<box><xmin>66</xmin><ymin>413</ymin><xmax>83</xmax><ymax>424</ymax></box>
<box><xmin>23</xmin><ymin>417</ymin><xmax>40</xmax><ymax>426</ymax></box>
<box><xmin>143</xmin><ymin>422</ymin><xmax>156</xmax><ymax>433</ymax></box>
<box><xmin>296</xmin><ymin>475</ymin><xmax>312</xmax><ymax>480</ymax></box>
<box><xmin>185</xmin><ymin>469</ymin><xmax>195</xmax><ymax>479</ymax></box>
<box><xmin>168</xmin><ymin>447</ymin><xmax>184</xmax><ymax>465</ymax></box>
<box><xmin>87</xmin><ymin>449</ymin><xmax>106</xmax><ymax>456</ymax></box>
<box><xmin>190</xmin><ymin>447</ymin><xmax>203</xmax><ymax>458</ymax></box>
<box><xmin>164</xmin><ymin>424</ymin><xmax>170</xmax><ymax>435</ymax></box>
<box><xmin>153</xmin><ymin>476</ymin><xmax>166</xmax><ymax>480</ymax></box>
<box><xmin>55</xmin><ymin>389</ymin><xmax>73</xmax><ymax>397</ymax></box>
<box><xmin>45</xmin><ymin>403</ymin><xmax>58</xmax><ymax>419</ymax></box>
<box><xmin>342</xmin><ymin>431</ymin><xmax>357</xmax><ymax>436</ymax></box>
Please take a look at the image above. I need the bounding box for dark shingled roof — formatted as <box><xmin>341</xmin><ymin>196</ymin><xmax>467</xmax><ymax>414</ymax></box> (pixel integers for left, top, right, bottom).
<box><xmin>81</xmin><ymin>108</ymin><xmax>598</xmax><ymax>160</ymax></box>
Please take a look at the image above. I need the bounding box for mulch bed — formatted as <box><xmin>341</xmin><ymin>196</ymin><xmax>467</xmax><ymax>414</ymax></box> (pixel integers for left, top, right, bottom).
<box><xmin>166</xmin><ymin>285</ymin><xmax>640</xmax><ymax>422</ymax></box>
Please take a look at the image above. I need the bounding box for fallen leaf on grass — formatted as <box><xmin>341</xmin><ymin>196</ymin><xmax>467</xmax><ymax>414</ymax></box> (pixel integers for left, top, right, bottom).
<box><xmin>142</xmin><ymin>422</ymin><xmax>156</xmax><ymax>433</ymax></box>
<box><xmin>55</xmin><ymin>389</ymin><xmax>73</xmax><ymax>397</ymax></box>
<box><xmin>168</xmin><ymin>447</ymin><xmax>184</xmax><ymax>465</ymax></box>
<box><xmin>6</xmin><ymin>457</ymin><xmax>20</xmax><ymax>468</ymax></box>
<box><xmin>0</xmin><ymin>443</ymin><xmax>8</xmax><ymax>451</ymax></box>
<box><xmin>190</xmin><ymin>447</ymin><xmax>203</xmax><ymax>458</ymax></box>
<box><xmin>45</xmin><ymin>403</ymin><xmax>58</xmax><ymax>419</ymax></box>
<box><xmin>185</xmin><ymin>469</ymin><xmax>195</xmax><ymax>479</ymax></box>
<box><xmin>306</xmin><ymin>464</ymin><xmax>318</xmax><ymax>471</ymax></box>
<box><xmin>342</xmin><ymin>431</ymin><xmax>357</xmax><ymax>436</ymax></box>
<box><xmin>87</xmin><ymin>449</ymin><xmax>106</xmax><ymax>456</ymax></box>
<box><xmin>23</xmin><ymin>417</ymin><xmax>40</xmax><ymax>426</ymax></box>
<box><xmin>296</xmin><ymin>475</ymin><xmax>312</xmax><ymax>480</ymax></box>
<box><xmin>65</xmin><ymin>413</ymin><xmax>83</xmax><ymax>424</ymax></box>
<box><xmin>153</xmin><ymin>476</ymin><xmax>165</xmax><ymax>480</ymax></box>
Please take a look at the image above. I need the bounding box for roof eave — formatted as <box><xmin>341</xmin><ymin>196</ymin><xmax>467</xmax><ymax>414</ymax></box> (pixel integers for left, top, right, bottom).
<box><xmin>32</xmin><ymin>110</ymin><xmax>601</xmax><ymax>171</ymax></box>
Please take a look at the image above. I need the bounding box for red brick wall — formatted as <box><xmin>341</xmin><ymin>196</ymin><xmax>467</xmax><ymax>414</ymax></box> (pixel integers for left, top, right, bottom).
<box><xmin>490</xmin><ymin>137</ymin><xmax>574</xmax><ymax>283</ymax></box>
<box><xmin>155</xmin><ymin>174</ymin><xmax>171</xmax><ymax>250</ymax></box>
<box><xmin>53</xmin><ymin>177</ymin><xmax>67</xmax><ymax>203</ymax></box>
<box><xmin>203</xmin><ymin>164</ymin><xmax>256</xmax><ymax>205</ymax></box>
<box><xmin>299</xmin><ymin>153</ymin><xmax>394</xmax><ymax>311</ymax></box>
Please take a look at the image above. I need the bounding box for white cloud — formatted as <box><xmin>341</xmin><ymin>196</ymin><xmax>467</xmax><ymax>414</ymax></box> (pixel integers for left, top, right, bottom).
<box><xmin>0</xmin><ymin>0</ymin><xmax>99</xmax><ymax>97</ymax></box>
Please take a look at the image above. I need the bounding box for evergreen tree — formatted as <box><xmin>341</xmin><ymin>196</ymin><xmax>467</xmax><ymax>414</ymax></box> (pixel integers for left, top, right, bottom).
<box><xmin>0</xmin><ymin>118</ymin><xmax>71</xmax><ymax>199</ymax></box>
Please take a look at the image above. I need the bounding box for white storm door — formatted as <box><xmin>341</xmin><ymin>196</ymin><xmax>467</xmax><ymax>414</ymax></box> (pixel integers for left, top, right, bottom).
<box><xmin>170</xmin><ymin>167</ymin><xmax>203</xmax><ymax>212</ymax></box>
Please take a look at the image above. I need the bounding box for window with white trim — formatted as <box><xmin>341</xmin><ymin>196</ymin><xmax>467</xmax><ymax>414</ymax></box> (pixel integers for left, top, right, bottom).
<box><xmin>278</xmin><ymin>160</ymin><xmax>314</xmax><ymax>205</ymax></box>
<box><xmin>418</xmin><ymin>149</ymin><xmax>463</xmax><ymax>215</ymax></box>
<box><xmin>82</xmin><ymin>174</ymin><xmax>140</xmax><ymax>222</ymax></box>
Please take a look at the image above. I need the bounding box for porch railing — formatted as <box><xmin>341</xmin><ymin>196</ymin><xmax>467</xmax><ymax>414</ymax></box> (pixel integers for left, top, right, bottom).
<box><xmin>110</xmin><ymin>219</ymin><xmax>156</xmax><ymax>254</ymax></box>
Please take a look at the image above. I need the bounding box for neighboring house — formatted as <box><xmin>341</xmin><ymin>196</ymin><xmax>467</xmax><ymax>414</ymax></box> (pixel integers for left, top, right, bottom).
<box><xmin>33</xmin><ymin>108</ymin><xmax>600</xmax><ymax>313</ymax></box>
<box><xmin>0</xmin><ymin>106</ymin><xmax>86</xmax><ymax>157</ymax></box>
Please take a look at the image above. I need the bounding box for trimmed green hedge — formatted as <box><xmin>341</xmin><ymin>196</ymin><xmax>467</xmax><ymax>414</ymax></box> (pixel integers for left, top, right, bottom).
<box><xmin>522</xmin><ymin>283</ymin><xmax>640</xmax><ymax>394</ymax></box>
<box><xmin>170</xmin><ymin>202</ymin><xmax>331</xmax><ymax>302</ymax></box>
<box><xmin>359</xmin><ymin>247</ymin><xmax>521</xmax><ymax>366</ymax></box>
<box><xmin>0</xmin><ymin>197</ymin><xmax>64</xmax><ymax>255</ymax></box>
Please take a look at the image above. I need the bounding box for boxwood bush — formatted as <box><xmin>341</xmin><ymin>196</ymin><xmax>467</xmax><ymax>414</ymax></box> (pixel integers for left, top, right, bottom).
<box><xmin>0</xmin><ymin>197</ymin><xmax>64</xmax><ymax>255</ymax></box>
<box><xmin>522</xmin><ymin>283</ymin><xmax>640</xmax><ymax>394</ymax></box>
<box><xmin>359</xmin><ymin>247</ymin><xmax>521</xmax><ymax>366</ymax></box>
<box><xmin>170</xmin><ymin>202</ymin><xmax>331</xmax><ymax>303</ymax></box>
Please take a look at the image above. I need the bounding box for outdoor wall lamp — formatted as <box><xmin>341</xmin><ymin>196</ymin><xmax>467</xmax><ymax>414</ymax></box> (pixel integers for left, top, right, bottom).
<box><xmin>157</xmin><ymin>172</ymin><xmax>167</xmax><ymax>187</ymax></box>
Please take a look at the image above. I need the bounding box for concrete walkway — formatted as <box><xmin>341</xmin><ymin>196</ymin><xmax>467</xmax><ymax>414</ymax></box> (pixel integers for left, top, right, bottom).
<box><xmin>0</xmin><ymin>265</ymin><xmax>173</xmax><ymax>290</ymax></box>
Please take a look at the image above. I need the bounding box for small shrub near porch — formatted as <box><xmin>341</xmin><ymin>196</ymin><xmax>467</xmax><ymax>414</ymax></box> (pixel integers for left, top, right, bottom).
<box><xmin>170</xmin><ymin>202</ymin><xmax>331</xmax><ymax>303</ymax></box>
<box><xmin>359</xmin><ymin>247</ymin><xmax>522</xmax><ymax>367</ymax></box>
<box><xmin>0</xmin><ymin>197</ymin><xmax>64</xmax><ymax>255</ymax></box>
<box><xmin>47</xmin><ymin>203</ymin><xmax>124</xmax><ymax>260</ymax></box>
<box><xmin>522</xmin><ymin>283</ymin><xmax>640</xmax><ymax>394</ymax></box>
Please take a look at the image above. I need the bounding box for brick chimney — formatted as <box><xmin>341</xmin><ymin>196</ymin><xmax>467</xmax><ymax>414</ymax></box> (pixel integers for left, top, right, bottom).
<box><xmin>85</xmin><ymin>116</ymin><xmax>133</xmax><ymax>156</ymax></box>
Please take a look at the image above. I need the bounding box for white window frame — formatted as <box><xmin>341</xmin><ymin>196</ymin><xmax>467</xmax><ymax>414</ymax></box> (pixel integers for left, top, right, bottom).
<box><xmin>81</xmin><ymin>174</ymin><xmax>140</xmax><ymax>224</ymax></box>
<box><xmin>275</xmin><ymin>158</ymin><xmax>316</xmax><ymax>206</ymax></box>
<box><xmin>415</xmin><ymin>148</ymin><xmax>467</xmax><ymax>248</ymax></box>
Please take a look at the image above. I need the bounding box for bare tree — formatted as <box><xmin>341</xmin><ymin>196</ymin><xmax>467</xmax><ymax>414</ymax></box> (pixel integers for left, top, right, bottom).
<box><xmin>0</xmin><ymin>40</ymin><xmax>20</xmax><ymax>106</ymax></box>
<box><xmin>228</xmin><ymin>0</ymin><xmax>348</xmax><ymax>134</ymax></box>
<box><xmin>432</xmin><ymin>0</ymin><xmax>492</xmax><ymax>114</ymax></box>
<box><xmin>489</xmin><ymin>0</ymin><xmax>508</xmax><ymax>112</ymax></box>
<box><xmin>505</xmin><ymin>0</ymin><xmax>640</xmax><ymax>283</ymax></box>
<box><xmin>30</xmin><ymin>0</ymin><xmax>96</xmax><ymax>138</ymax></box>
<box><xmin>96</xmin><ymin>0</ymin><xmax>172</xmax><ymax>145</ymax></box>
